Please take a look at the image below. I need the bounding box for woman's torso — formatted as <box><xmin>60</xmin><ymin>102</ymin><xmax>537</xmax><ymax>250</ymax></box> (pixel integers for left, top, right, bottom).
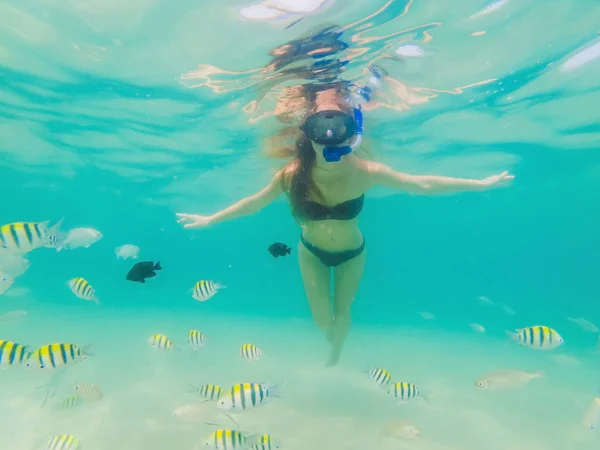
<box><xmin>298</xmin><ymin>157</ymin><xmax>370</xmax><ymax>251</ymax></box>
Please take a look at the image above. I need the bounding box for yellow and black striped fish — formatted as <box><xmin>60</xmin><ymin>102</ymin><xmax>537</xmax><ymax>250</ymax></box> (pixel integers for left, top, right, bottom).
<box><xmin>239</xmin><ymin>343</ymin><xmax>263</xmax><ymax>362</ymax></box>
<box><xmin>148</xmin><ymin>333</ymin><xmax>175</xmax><ymax>351</ymax></box>
<box><xmin>61</xmin><ymin>395</ymin><xmax>83</xmax><ymax>409</ymax></box>
<box><xmin>73</xmin><ymin>382</ymin><xmax>103</xmax><ymax>401</ymax></box>
<box><xmin>67</xmin><ymin>277</ymin><xmax>99</xmax><ymax>304</ymax></box>
<box><xmin>507</xmin><ymin>325</ymin><xmax>564</xmax><ymax>350</ymax></box>
<box><xmin>217</xmin><ymin>382</ymin><xmax>279</xmax><ymax>412</ymax></box>
<box><xmin>192</xmin><ymin>280</ymin><xmax>225</xmax><ymax>302</ymax></box>
<box><xmin>204</xmin><ymin>429</ymin><xmax>248</xmax><ymax>450</ymax></box>
<box><xmin>26</xmin><ymin>343</ymin><xmax>90</xmax><ymax>370</ymax></box>
<box><xmin>188</xmin><ymin>330</ymin><xmax>206</xmax><ymax>349</ymax></box>
<box><xmin>0</xmin><ymin>219</ymin><xmax>63</xmax><ymax>254</ymax></box>
<box><xmin>0</xmin><ymin>340</ymin><xmax>30</xmax><ymax>367</ymax></box>
<box><xmin>368</xmin><ymin>368</ymin><xmax>392</xmax><ymax>386</ymax></box>
<box><xmin>388</xmin><ymin>381</ymin><xmax>421</xmax><ymax>401</ymax></box>
<box><xmin>189</xmin><ymin>383</ymin><xmax>224</xmax><ymax>401</ymax></box>
<box><xmin>250</xmin><ymin>434</ymin><xmax>280</xmax><ymax>450</ymax></box>
<box><xmin>44</xmin><ymin>434</ymin><xmax>81</xmax><ymax>450</ymax></box>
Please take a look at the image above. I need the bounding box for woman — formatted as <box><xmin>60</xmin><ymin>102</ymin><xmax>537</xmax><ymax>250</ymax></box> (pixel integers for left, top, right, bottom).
<box><xmin>176</xmin><ymin>86</ymin><xmax>514</xmax><ymax>367</ymax></box>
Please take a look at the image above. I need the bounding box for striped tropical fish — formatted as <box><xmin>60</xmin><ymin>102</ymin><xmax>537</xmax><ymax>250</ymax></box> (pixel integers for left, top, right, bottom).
<box><xmin>388</xmin><ymin>381</ymin><xmax>421</xmax><ymax>402</ymax></box>
<box><xmin>44</xmin><ymin>434</ymin><xmax>81</xmax><ymax>450</ymax></box>
<box><xmin>367</xmin><ymin>368</ymin><xmax>392</xmax><ymax>386</ymax></box>
<box><xmin>0</xmin><ymin>219</ymin><xmax>63</xmax><ymax>254</ymax></box>
<box><xmin>61</xmin><ymin>395</ymin><xmax>83</xmax><ymax>409</ymax></box>
<box><xmin>26</xmin><ymin>343</ymin><xmax>90</xmax><ymax>370</ymax></box>
<box><xmin>192</xmin><ymin>280</ymin><xmax>225</xmax><ymax>302</ymax></box>
<box><xmin>73</xmin><ymin>382</ymin><xmax>103</xmax><ymax>401</ymax></box>
<box><xmin>147</xmin><ymin>333</ymin><xmax>175</xmax><ymax>351</ymax></box>
<box><xmin>188</xmin><ymin>330</ymin><xmax>206</xmax><ymax>349</ymax></box>
<box><xmin>189</xmin><ymin>383</ymin><xmax>224</xmax><ymax>401</ymax></box>
<box><xmin>204</xmin><ymin>429</ymin><xmax>248</xmax><ymax>450</ymax></box>
<box><xmin>0</xmin><ymin>339</ymin><xmax>30</xmax><ymax>367</ymax></box>
<box><xmin>67</xmin><ymin>277</ymin><xmax>99</xmax><ymax>304</ymax></box>
<box><xmin>217</xmin><ymin>382</ymin><xmax>279</xmax><ymax>412</ymax></box>
<box><xmin>249</xmin><ymin>434</ymin><xmax>280</xmax><ymax>450</ymax></box>
<box><xmin>239</xmin><ymin>344</ymin><xmax>263</xmax><ymax>362</ymax></box>
<box><xmin>506</xmin><ymin>325</ymin><xmax>564</xmax><ymax>350</ymax></box>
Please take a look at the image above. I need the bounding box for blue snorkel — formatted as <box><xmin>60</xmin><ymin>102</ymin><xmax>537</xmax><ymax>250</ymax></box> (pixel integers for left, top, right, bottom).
<box><xmin>321</xmin><ymin>65</ymin><xmax>382</xmax><ymax>163</ymax></box>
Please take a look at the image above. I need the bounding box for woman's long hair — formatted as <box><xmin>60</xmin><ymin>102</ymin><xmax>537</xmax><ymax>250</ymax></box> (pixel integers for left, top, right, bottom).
<box><xmin>266</xmin><ymin>83</ymin><xmax>373</xmax><ymax>219</ymax></box>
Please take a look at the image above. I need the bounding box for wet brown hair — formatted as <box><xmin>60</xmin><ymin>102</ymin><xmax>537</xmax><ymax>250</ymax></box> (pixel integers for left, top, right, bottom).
<box><xmin>268</xmin><ymin>83</ymin><xmax>353</xmax><ymax>219</ymax></box>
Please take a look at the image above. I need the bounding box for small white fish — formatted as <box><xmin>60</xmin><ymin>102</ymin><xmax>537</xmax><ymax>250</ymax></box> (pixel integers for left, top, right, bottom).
<box><xmin>475</xmin><ymin>370</ymin><xmax>541</xmax><ymax>391</ymax></box>
<box><xmin>551</xmin><ymin>354</ymin><xmax>580</xmax><ymax>366</ymax></box>
<box><xmin>582</xmin><ymin>396</ymin><xmax>600</xmax><ymax>429</ymax></box>
<box><xmin>506</xmin><ymin>326</ymin><xmax>564</xmax><ymax>350</ymax></box>
<box><xmin>0</xmin><ymin>309</ymin><xmax>27</xmax><ymax>323</ymax></box>
<box><xmin>478</xmin><ymin>296</ymin><xmax>494</xmax><ymax>306</ymax></box>
<box><xmin>0</xmin><ymin>255</ymin><xmax>30</xmax><ymax>278</ymax></box>
<box><xmin>2</xmin><ymin>287</ymin><xmax>29</xmax><ymax>297</ymax></box>
<box><xmin>67</xmin><ymin>277</ymin><xmax>99</xmax><ymax>304</ymax></box>
<box><xmin>59</xmin><ymin>228</ymin><xmax>103</xmax><ymax>251</ymax></box>
<box><xmin>568</xmin><ymin>317</ymin><xmax>599</xmax><ymax>333</ymax></box>
<box><xmin>0</xmin><ymin>271</ymin><xmax>14</xmax><ymax>295</ymax></box>
<box><xmin>469</xmin><ymin>323</ymin><xmax>486</xmax><ymax>333</ymax></box>
<box><xmin>381</xmin><ymin>418</ymin><xmax>421</xmax><ymax>439</ymax></box>
<box><xmin>500</xmin><ymin>304</ymin><xmax>516</xmax><ymax>315</ymax></box>
<box><xmin>115</xmin><ymin>244</ymin><xmax>140</xmax><ymax>260</ymax></box>
<box><xmin>192</xmin><ymin>280</ymin><xmax>225</xmax><ymax>302</ymax></box>
<box><xmin>173</xmin><ymin>402</ymin><xmax>224</xmax><ymax>424</ymax></box>
<box><xmin>419</xmin><ymin>311</ymin><xmax>435</xmax><ymax>320</ymax></box>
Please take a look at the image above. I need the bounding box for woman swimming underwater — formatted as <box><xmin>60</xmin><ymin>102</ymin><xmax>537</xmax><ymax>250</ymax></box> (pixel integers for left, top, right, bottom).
<box><xmin>176</xmin><ymin>82</ymin><xmax>514</xmax><ymax>367</ymax></box>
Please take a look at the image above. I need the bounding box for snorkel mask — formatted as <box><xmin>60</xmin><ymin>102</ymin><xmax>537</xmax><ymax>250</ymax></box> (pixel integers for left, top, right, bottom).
<box><xmin>300</xmin><ymin>108</ymin><xmax>363</xmax><ymax>162</ymax></box>
<box><xmin>299</xmin><ymin>65</ymin><xmax>382</xmax><ymax>162</ymax></box>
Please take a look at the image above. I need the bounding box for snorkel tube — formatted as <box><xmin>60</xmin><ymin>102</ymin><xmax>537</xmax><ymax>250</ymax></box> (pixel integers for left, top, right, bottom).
<box><xmin>322</xmin><ymin>65</ymin><xmax>383</xmax><ymax>163</ymax></box>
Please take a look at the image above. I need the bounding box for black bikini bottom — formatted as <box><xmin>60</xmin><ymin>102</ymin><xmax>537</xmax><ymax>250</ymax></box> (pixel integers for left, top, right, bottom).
<box><xmin>300</xmin><ymin>234</ymin><xmax>365</xmax><ymax>268</ymax></box>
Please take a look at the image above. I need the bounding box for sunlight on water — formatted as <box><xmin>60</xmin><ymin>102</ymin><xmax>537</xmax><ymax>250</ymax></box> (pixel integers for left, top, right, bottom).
<box><xmin>1</xmin><ymin>0</ymin><xmax>600</xmax><ymax>449</ymax></box>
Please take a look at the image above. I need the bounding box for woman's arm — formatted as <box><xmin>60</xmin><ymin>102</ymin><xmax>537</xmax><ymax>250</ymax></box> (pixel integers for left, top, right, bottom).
<box><xmin>364</xmin><ymin>161</ymin><xmax>514</xmax><ymax>194</ymax></box>
<box><xmin>176</xmin><ymin>172</ymin><xmax>284</xmax><ymax>228</ymax></box>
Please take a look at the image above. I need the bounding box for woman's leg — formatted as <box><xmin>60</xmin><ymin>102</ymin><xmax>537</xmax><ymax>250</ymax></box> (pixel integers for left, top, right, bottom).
<box><xmin>298</xmin><ymin>241</ymin><xmax>332</xmax><ymax>331</ymax></box>
<box><xmin>328</xmin><ymin>248</ymin><xmax>366</xmax><ymax>367</ymax></box>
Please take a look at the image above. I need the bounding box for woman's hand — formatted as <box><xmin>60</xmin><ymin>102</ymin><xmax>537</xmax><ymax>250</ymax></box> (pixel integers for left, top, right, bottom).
<box><xmin>480</xmin><ymin>171</ymin><xmax>514</xmax><ymax>189</ymax></box>
<box><xmin>176</xmin><ymin>213</ymin><xmax>214</xmax><ymax>229</ymax></box>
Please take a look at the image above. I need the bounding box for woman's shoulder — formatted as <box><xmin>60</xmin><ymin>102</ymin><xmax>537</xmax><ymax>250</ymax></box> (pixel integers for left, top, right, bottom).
<box><xmin>349</xmin><ymin>155</ymin><xmax>378</xmax><ymax>173</ymax></box>
<box><xmin>275</xmin><ymin>161</ymin><xmax>298</xmax><ymax>191</ymax></box>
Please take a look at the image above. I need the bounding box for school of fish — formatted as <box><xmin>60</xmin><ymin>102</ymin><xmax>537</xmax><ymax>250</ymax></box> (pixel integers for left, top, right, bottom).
<box><xmin>2</xmin><ymin>217</ymin><xmax>597</xmax><ymax>447</ymax></box>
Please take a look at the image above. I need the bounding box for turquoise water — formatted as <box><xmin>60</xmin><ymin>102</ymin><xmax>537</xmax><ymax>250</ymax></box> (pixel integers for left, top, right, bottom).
<box><xmin>1</xmin><ymin>0</ymin><xmax>600</xmax><ymax>449</ymax></box>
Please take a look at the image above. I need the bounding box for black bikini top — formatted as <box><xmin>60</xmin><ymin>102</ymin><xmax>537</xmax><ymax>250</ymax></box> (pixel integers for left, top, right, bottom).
<box><xmin>302</xmin><ymin>194</ymin><xmax>365</xmax><ymax>221</ymax></box>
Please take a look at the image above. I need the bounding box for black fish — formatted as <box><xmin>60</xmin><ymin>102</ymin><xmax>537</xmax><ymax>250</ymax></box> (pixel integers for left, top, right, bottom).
<box><xmin>126</xmin><ymin>261</ymin><xmax>162</xmax><ymax>283</ymax></box>
<box><xmin>268</xmin><ymin>243</ymin><xmax>292</xmax><ymax>258</ymax></box>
